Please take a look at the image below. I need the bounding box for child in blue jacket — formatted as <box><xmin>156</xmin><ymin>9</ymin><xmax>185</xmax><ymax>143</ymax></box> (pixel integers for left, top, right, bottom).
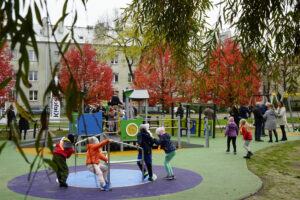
<box><xmin>137</xmin><ymin>123</ymin><xmax>155</xmax><ymax>181</ymax></box>
<box><xmin>154</xmin><ymin>127</ymin><xmax>176</xmax><ymax>180</ymax></box>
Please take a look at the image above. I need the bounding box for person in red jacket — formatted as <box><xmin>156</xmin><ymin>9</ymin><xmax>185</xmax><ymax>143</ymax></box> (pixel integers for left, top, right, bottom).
<box><xmin>240</xmin><ymin>119</ymin><xmax>253</xmax><ymax>159</ymax></box>
<box><xmin>86</xmin><ymin>136</ymin><xmax>113</xmax><ymax>191</ymax></box>
<box><xmin>52</xmin><ymin>134</ymin><xmax>75</xmax><ymax>187</ymax></box>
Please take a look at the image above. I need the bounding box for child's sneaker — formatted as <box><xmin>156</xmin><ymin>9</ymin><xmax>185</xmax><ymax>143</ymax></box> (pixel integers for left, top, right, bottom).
<box><xmin>100</xmin><ymin>184</ymin><xmax>112</xmax><ymax>191</ymax></box>
<box><xmin>148</xmin><ymin>177</ymin><xmax>154</xmax><ymax>181</ymax></box>
<box><xmin>143</xmin><ymin>172</ymin><xmax>149</xmax><ymax>178</ymax></box>
<box><xmin>167</xmin><ymin>175</ymin><xmax>176</xmax><ymax>180</ymax></box>
<box><xmin>234</xmin><ymin>151</ymin><xmax>237</xmax><ymax>155</ymax></box>
<box><xmin>163</xmin><ymin>175</ymin><xmax>171</xmax><ymax>180</ymax></box>
<box><xmin>226</xmin><ymin>150</ymin><xmax>230</xmax><ymax>153</ymax></box>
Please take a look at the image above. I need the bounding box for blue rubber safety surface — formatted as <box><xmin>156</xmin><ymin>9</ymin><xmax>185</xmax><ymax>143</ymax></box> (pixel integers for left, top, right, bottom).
<box><xmin>8</xmin><ymin>164</ymin><xmax>202</xmax><ymax>200</ymax></box>
<box><xmin>67</xmin><ymin>169</ymin><xmax>157</xmax><ymax>188</ymax></box>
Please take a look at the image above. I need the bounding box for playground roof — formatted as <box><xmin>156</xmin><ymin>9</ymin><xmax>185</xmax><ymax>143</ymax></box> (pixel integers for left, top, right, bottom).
<box><xmin>128</xmin><ymin>89</ymin><xmax>149</xmax><ymax>100</ymax></box>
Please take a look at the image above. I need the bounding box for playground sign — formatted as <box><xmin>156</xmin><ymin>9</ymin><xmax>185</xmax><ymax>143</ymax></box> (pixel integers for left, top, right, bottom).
<box><xmin>121</xmin><ymin>118</ymin><xmax>143</xmax><ymax>140</ymax></box>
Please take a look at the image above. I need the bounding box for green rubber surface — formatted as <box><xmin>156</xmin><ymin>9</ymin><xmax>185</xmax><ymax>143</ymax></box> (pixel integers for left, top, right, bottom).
<box><xmin>0</xmin><ymin>133</ymin><xmax>299</xmax><ymax>200</ymax></box>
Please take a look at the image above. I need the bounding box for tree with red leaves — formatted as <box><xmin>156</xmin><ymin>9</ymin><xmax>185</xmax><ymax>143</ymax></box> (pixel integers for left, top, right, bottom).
<box><xmin>0</xmin><ymin>44</ymin><xmax>14</xmax><ymax>101</ymax></box>
<box><xmin>59</xmin><ymin>44</ymin><xmax>114</xmax><ymax>105</ymax></box>
<box><xmin>198</xmin><ymin>39</ymin><xmax>261</xmax><ymax>107</ymax></box>
<box><xmin>132</xmin><ymin>46</ymin><xmax>193</xmax><ymax>108</ymax></box>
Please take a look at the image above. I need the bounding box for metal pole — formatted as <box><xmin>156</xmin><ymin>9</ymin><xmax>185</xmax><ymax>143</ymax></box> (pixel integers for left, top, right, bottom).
<box><xmin>287</xmin><ymin>96</ymin><xmax>295</xmax><ymax>131</ymax></box>
<box><xmin>141</xmin><ymin>148</ymin><xmax>144</xmax><ymax>183</ymax></box>
<box><xmin>171</xmin><ymin>102</ymin><xmax>174</xmax><ymax>136</ymax></box>
<box><xmin>205</xmin><ymin>117</ymin><xmax>209</xmax><ymax>148</ymax></box>
<box><xmin>199</xmin><ymin>106</ymin><xmax>202</xmax><ymax>137</ymax></box>
<box><xmin>213</xmin><ymin>104</ymin><xmax>216</xmax><ymax>138</ymax></box>
<box><xmin>75</xmin><ymin>144</ymin><xmax>77</xmax><ymax>173</ymax></box>
<box><xmin>145</xmin><ymin>99</ymin><xmax>148</xmax><ymax>123</ymax></box>
<box><xmin>177</xmin><ymin>115</ymin><xmax>181</xmax><ymax>148</ymax></box>
<box><xmin>108</xmin><ymin>142</ymin><xmax>111</xmax><ymax>186</ymax></box>
<box><xmin>161</xmin><ymin>113</ymin><xmax>164</xmax><ymax>127</ymax></box>
<box><xmin>125</xmin><ymin>96</ymin><xmax>129</xmax><ymax>119</ymax></box>
<box><xmin>187</xmin><ymin>117</ymin><xmax>190</xmax><ymax>144</ymax></box>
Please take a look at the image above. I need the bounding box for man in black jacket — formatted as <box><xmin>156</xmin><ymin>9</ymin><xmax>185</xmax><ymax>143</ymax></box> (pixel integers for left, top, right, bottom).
<box><xmin>253</xmin><ymin>103</ymin><xmax>264</xmax><ymax>141</ymax></box>
<box><xmin>7</xmin><ymin>105</ymin><xmax>16</xmax><ymax>140</ymax></box>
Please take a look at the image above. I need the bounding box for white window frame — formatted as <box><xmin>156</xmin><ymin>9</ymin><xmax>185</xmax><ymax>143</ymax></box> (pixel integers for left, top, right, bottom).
<box><xmin>29</xmin><ymin>50</ymin><xmax>37</xmax><ymax>62</ymax></box>
<box><xmin>29</xmin><ymin>71</ymin><xmax>38</xmax><ymax>81</ymax></box>
<box><xmin>29</xmin><ymin>90</ymin><xmax>38</xmax><ymax>101</ymax></box>
<box><xmin>111</xmin><ymin>54</ymin><xmax>118</xmax><ymax>64</ymax></box>
<box><xmin>112</xmin><ymin>73</ymin><xmax>119</xmax><ymax>83</ymax></box>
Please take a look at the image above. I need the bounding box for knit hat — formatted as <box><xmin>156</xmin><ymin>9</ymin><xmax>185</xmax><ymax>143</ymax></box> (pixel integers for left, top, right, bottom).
<box><xmin>155</xmin><ymin>127</ymin><xmax>165</xmax><ymax>135</ymax></box>
<box><xmin>67</xmin><ymin>134</ymin><xmax>75</xmax><ymax>144</ymax></box>
<box><xmin>229</xmin><ymin>116</ymin><xmax>234</xmax><ymax>123</ymax></box>
<box><xmin>87</xmin><ymin>136</ymin><xmax>99</xmax><ymax>144</ymax></box>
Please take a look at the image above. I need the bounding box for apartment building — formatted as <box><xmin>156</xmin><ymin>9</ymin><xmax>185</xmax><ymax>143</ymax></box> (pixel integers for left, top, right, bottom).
<box><xmin>8</xmin><ymin>21</ymin><xmax>134</xmax><ymax>110</ymax></box>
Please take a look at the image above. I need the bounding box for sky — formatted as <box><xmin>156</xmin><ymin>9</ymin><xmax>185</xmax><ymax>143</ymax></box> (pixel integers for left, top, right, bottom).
<box><xmin>44</xmin><ymin>0</ymin><xmax>223</xmax><ymax>28</ymax></box>
<box><xmin>45</xmin><ymin>0</ymin><xmax>132</xmax><ymax>27</ymax></box>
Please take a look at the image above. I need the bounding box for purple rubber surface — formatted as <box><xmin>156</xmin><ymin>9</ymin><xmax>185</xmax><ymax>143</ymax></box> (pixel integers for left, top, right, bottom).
<box><xmin>8</xmin><ymin>164</ymin><xmax>202</xmax><ymax>199</ymax></box>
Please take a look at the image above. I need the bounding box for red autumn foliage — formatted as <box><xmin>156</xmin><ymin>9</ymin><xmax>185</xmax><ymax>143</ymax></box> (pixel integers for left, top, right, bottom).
<box><xmin>0</xmin><ymin>44</ymin><xmax>14</xmax><ymax>101</ymax></box>
<box><xmin>59</xmin><ymin>43</ymin><xmax>114</xmax><ymax>105</ymax></box>
<box><xmin>198</xmin><ymin>39</ymin><xmax>261</xmax><ymax>107</ymax></box>
<box><xmin>132</xmin><ymin>47</ymin><xmax>176</xmax><ymax>107</ymax></box>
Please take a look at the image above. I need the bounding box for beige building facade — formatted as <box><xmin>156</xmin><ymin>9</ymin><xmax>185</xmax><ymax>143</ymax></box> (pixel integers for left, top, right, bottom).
<box><xmin>8</xmin><ymin>22</ymin><xmax>135</xmax><ymax>110</ymax></box>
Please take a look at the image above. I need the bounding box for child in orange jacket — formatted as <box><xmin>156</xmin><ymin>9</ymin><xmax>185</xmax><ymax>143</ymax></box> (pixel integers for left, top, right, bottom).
<box><xmin>240</xmin><ymin>119</ymin><xmax>253</xmax><ymax>159</ymax></box>
<box><xmin>86</xmin><ymin>136</ymin><xmax>113</xmax><ymax>191</ymax></box>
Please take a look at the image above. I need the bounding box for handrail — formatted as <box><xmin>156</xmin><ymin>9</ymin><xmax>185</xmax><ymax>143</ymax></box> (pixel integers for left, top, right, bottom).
<box><xmin>74</xmin><ymin>136</ymin><xmax>145</xmax><ymax>186</ymax></box>
<box><xmin>74</xmin><ymin>134</ymin><xmax>102</xmax><ymax>173</ymax></box>
<box><xmin>107</xmin><ymin>140</ymin><xmax>144</xmax><ymax>185</ymax></box>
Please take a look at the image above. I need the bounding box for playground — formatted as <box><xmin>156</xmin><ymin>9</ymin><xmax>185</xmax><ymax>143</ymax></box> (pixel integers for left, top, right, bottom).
<box><xmin>1</xmin><ymin>90</ymin><xmax>300</xmax><ymax>199</ymax></box>
<box><xmin>1</xmin><ymin>131</ymin><xmax>299</xmax><ymax>200</ymax></box>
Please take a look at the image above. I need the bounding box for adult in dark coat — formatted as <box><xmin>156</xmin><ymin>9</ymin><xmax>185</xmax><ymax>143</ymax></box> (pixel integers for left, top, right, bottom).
<box><xmin>7</xmin><ymin>105</ymin><xmax>16</xmax><ymax>140</ymax></box>
<box><xmin>19</xmin><ymin>113</ymin><xmax>29</xmax><ymax>140</ymax></box>
<box><xmin>253</xmin><ymin>103</ymin><xmax>264</xmax><ymax>141</ymax></box>
<box><xmin>260</xmin><ymin>103</ymin><xmax>267</xmax><ymax>136</ymax></box>
<box><xmin>203</xmin><ymin>107</ymin><xmax>214</xmax><ymax>120</ymax></box>
<box><xmin>176</xmin><ymin>103</ymin><xmax>184</xmax><ymax>127</ymax></box>
<box><xmin>239</xmin><ymin>104</ymin><xmax>251</xmax><ymax>119</ymax></box>
<box><xmin>230</xmin><ymin>106</ymin><xmax>241</xmax><ymax>128</ymax></box>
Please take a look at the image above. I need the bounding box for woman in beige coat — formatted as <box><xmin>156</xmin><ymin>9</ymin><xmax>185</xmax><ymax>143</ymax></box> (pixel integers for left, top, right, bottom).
<box><xmin>277</xmin><ymin>101</ymin><xmax>287</xmax><ymax>141</ymax></box>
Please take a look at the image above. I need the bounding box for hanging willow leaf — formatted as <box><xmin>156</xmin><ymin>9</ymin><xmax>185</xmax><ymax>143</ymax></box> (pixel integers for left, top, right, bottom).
<box><xmin>47</xmin><ymin>132</ymin><xmax>54</xmax><ymax>153</ymax></box>
<box><xmin>15</xmin><ymin>102</ymin><xmax>35</xmax><ymax>123</ymax></box>
<box><xmin>0</xmin><ymin>142</ymin><xmax>7</xmax><ymax>155</ymax></box>
<box><xmin>0</xmin><ymin>77</ymin><xmax>12</xmax><ymax>91</ymax></box>
<box><xmin>34</xmin><ymin>2</ymin><xmax>43</xmax><ymax>26</ymax></box>
<box><xmin>12</xmin><ymin>123</ymin><xmax>30</xmax><ymax>164</ymax></box>
<box><xmin>43</xmin><ymin>158</ymin><xmax>57</xmax><ymax>173</ymax></box>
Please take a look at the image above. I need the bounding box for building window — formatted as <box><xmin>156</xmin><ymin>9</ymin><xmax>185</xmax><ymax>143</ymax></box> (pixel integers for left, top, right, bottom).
<box><xmin>112</xmin><ymin>73</ymin><xmax>119</xmax><ymax>83</ymax></box>
<box><xmin>29</xmin><ymin>90</ymin><xmax>38</xmax><ymax>101</ymax></box>
<box><xmin>54</xmin><ymin>51</ymin><xmax>60</xmax><ymax>57</ymax></box>
<box><xmin>111</xmin><ymin>55</ymin><xmax>118</xmax><ymax>64</ymax></box>
<box><xmin>29</xmin><ymin>50</ymin><xmax>37</xmax><ymax>62</ymax></box>
<box><xmin>29</xmin><ymin>71</ymin><xmax>38</xmax><ymax>81</ymax></box>
<box><xmin>9</xmin><ymin>49</ymin><xmax>18</xmax><ymax>60</ymax></box>
<box><xmin>128</xmin><ymin>73</ymin><xmax>133</xmax><ymax>82</ymax></box>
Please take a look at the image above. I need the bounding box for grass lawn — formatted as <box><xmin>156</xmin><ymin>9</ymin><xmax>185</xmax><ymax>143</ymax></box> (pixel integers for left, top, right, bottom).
<box><xmin>247</xmin><ymin>140</ymin><xmax>300</xmax><ymax>200</ymax></box>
